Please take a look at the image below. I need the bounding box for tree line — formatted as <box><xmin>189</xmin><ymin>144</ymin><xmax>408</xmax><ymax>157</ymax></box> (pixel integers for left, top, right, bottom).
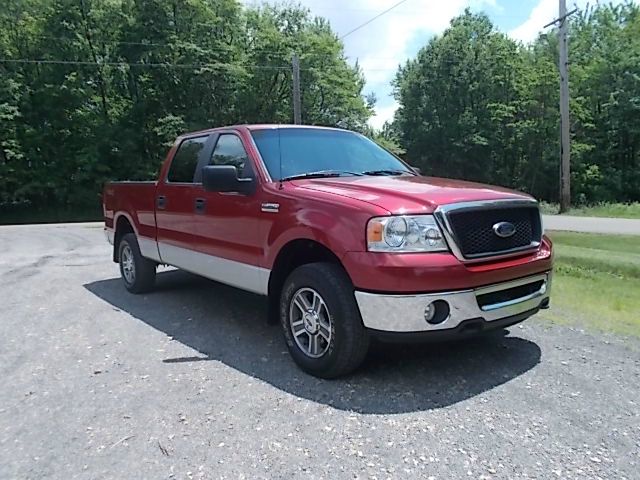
<box><xmin>391</xmin><ymin>4</ymin><xmax>640</xmax><ymax>204</ymax></box>
<box><xmin>0</xmin><ymin>0</ymin><xmax>372</xmax><ymax>217</ymax></box>
<box><xmin>1</xmin><ymin>1</ymin><xmax>638</xmax><ymax>221</ymax></box>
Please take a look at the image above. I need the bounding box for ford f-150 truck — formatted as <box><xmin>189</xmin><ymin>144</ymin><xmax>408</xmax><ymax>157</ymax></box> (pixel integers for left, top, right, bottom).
<box><xmin>103</xmin><ymin>124</ymin><xmax>553</xmax><ymax>378</ymax></box>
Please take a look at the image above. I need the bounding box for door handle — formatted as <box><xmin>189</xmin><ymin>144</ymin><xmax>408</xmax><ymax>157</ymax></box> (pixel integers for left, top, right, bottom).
<box><xmin>194</xmin><ymin>197</ymin><xmax>206</xmax><ymax>213</ymax></box>
<box><xmin>157</xmin><ymin>195</ymin><xmax>166</xmax><ymax>209</ymax></box>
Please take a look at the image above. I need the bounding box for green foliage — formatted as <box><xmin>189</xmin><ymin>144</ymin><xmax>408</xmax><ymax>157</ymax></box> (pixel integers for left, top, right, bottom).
<box><xmin>2</xmin><ymin>2</ymin><xmax>639</xmax><ymax>220</ymax></box>
<box><xmin>0</xmin><ymin>0</ymin><xmax>372</xmax><ymax>217</ymax></box>
<box><xmin>393</xmin><ymin>5</ymin><xmax>640</xmax><ymax>203</ymax></box>
<box><xmin>361</xmin><ymin>121</ymin><xmax>406</xmax><ymax>156</ymax></box>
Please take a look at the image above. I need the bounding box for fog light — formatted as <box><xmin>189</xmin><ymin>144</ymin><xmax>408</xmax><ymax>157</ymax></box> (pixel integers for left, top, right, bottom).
<box><xmin>424</xmin><ymin>302</ymin><xmax>436</xmax><ymax>322</ymax></box>
<box><xmin>424</xmin><ymin>300</ymin><xmax>450</xmax><ymax>325</ymax></box>
<box><xmin>540</xmin><ymin>281</ymin><xmax>547</xmax><ymax>295</ymax></box>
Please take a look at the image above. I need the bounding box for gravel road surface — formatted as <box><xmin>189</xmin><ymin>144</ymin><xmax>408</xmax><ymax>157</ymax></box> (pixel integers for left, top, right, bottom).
<box><xmin>1</xmin><ymin>223</ymin><xmax>639</xmax><ymax>479</ymax></box>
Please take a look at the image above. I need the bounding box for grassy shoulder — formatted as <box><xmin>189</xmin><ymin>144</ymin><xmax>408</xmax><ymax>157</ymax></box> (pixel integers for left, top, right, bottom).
<box><xmin>540</xmin><ymin>202</ymin><xmax>640</xmax><ymax>219</ymax></box>
<box><xmin>544</xmin><ymin>231</ymin><xmax>640</xmax><ymax>337</ymax></box>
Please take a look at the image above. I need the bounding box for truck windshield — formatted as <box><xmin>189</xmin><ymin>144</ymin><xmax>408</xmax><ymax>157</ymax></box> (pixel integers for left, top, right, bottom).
<box><xmin>250</xmin><ymin>128</ymin><xmax>413</xmax><ymax>181</ymax></box>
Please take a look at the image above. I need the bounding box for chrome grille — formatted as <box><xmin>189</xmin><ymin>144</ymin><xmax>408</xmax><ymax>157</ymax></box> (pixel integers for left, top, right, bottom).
<box><xmin>436</xmin><ymin>200</ymin><xmax>542</xmax><ymax>261</ymax></box>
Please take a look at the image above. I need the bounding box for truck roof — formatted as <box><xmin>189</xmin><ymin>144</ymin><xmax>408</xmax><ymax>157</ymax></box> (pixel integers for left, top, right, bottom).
<box><xmin>182</xmin><ymin>123</ymin><xmax>350</xmax><ymax>137</ymax></box>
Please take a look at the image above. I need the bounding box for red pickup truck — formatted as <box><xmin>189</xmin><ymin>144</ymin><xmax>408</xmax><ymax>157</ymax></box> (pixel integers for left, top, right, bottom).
<box><xmin>103</xmin><ymin>125</ymin><xmax>552</xmax><ymax>378</ymax></box>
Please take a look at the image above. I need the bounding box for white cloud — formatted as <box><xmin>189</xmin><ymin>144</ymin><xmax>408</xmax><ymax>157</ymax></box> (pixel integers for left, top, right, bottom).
<box><xmin>508</xmin><ymin>0</ymin><xmax>562</xmax><ymax>43</ymax></box>
<box><xmin>242</xmin><ymin>0</ymin><xmax>638</xmax><ymax>128</ymax></box>
<box><xmin>331</xmin><ymin>0</ymin><xmax>496</xmax><ymax>128</ymax></box>
<box><xmin>243</xmin><ymin>0</ymin><xmax>496</xmax><ymax>128</ymax></box>
<box><xmin>369</xmin><ymin>101</ymin><xmax>399</xmax><ymax>130</ymax></box>
<box><xmin>508</xmin><ymin>0</ymin><xmax>639</xmax><ymax>44</ymax></box>
<box><xmin>242</xmin><ymin>0</ymin><xmax>500</xmax><ymax>128</ymax></box>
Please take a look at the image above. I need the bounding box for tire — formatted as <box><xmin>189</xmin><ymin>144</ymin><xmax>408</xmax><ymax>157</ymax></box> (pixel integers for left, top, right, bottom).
<box><xmin>280</xmin><ymin>262</ymin><xmax>370</xmax><ymax>378</ymax></box>
<box><xmin>118</xmin><ymin>233</ymin><xmax>156</xmax><ymax>294</ymax></box>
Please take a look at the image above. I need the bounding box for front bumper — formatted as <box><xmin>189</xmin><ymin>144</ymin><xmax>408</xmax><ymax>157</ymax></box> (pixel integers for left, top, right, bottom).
<box><xmin>355</xmin><ymin>272</ymin><xmax>551</xmax><ymax>333</ymax></box>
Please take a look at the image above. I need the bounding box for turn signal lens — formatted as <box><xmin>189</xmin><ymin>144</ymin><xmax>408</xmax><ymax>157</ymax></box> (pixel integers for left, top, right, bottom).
<box><xmin>367</xmin><ymin>220</ymin><xmax>384</xmax><ymax>242</ymax></box>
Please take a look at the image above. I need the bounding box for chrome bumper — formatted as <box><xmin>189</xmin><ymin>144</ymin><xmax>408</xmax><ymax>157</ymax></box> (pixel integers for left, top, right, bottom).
<box><xmin>355</xmin><ymin>272</ymin><xmax>551</xmax><ymax>333</ymax></box>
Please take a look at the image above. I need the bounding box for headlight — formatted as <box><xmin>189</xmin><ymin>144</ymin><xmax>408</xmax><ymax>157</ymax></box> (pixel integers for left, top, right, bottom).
<box><xmin>366</xmin><ymin>215</ymin><xmax>448</xmax><ymax>252</ymax></box>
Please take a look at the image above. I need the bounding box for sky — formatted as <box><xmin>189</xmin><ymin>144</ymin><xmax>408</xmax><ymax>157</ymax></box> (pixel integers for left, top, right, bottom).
<box><xmin>243</xmin><ymin>0</ymin><xmax>635</xmax><ymax>129</ymax></box>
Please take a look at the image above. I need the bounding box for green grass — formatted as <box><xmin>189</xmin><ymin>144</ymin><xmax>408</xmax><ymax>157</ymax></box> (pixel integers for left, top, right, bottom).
<box><xmin>540</xmin><ymin>201</ymin><xmax>640</xmax><ymax>219</ymax></box>
<box><xmin>544</xmin><ymin>231</ymin><xmax>640</xmax><ymax>337</ymax></box>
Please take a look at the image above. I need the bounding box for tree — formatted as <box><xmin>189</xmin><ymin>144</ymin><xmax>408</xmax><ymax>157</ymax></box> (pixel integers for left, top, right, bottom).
<box><xmin>0</xmin><ymin>0</ymin><xmax>373</xmax><ymax>220</ymax></box>
<box><xmin>393</xmin><ymin>5</ymin><xmax>640</xmax><ymax>203</ymax></box>
<box><xmin>393</xmin><ymin>11</ymin><xmax>528</xmax><ymax>187</ymax></box>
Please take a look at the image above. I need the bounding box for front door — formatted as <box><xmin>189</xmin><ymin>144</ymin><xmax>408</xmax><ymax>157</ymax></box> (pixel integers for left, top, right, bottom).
<box><xmin>192</xmin><ymin>132</ymin><xmax>268</xmax><ymax>294</ymax></box>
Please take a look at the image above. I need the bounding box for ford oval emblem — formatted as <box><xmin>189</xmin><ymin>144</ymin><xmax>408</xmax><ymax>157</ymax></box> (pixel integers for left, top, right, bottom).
<box><xmin>493</xmin><ymin>221</ymin><xmax>516</xmax><ymax>238</ymax></box>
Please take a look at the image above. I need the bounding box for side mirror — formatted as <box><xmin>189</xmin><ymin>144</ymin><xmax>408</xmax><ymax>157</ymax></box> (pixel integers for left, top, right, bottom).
<box><xmin>202</xmin><ymin>165</ymin><xmax>255</xmax><ymax>194</ymax></box>
<box><xmin>411</xmin><ymin>165</ymin><xmax>422</xmax><ymax>175</ymax></box>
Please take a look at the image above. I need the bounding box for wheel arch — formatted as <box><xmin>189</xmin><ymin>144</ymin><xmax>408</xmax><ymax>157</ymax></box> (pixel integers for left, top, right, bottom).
<box><xmin>113</xmin><ymin>214</ymin><xmax>136</xmax><ymax>262</ymax></box>
<box><xmin>267</xmin><ymin>238</ymin><xmax>351</xmax><ymax>323</ymax></box>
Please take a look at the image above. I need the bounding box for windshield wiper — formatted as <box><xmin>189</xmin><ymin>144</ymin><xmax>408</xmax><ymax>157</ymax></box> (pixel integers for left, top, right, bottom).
<box><xmin>280</xmin><ymin>170</ymin><xmax>364</xmax><ymax>182</ymax></box>
<box><xmin>361</xmin><ymin>169</ymin><xmax>413</xmax><ymax>176</ymax></box>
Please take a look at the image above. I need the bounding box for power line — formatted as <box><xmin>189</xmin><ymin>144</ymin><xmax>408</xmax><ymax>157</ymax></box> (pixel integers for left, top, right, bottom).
<box><xmin>340</xmin><ymin>0</ymin><xmax>412</xmax><ymax>39</ymax></box>
<box><xmin>242</xmin><ymin>1</ymin><xmax>528</xmax><ymax>17</ymax></box>
<box><xmin>32</xmin><ymin>34</ymin><xmax>183</xmax><ymax>48</ymax></box>
<box><xmin>15</xmin><ymin>34</ymin><xmax>276</xmax><ymax>51</ymax></box>
<box><xmin>543</xmin><ymin>6</ymin><xmax>578</xmax><ymax>28</ymax></box>
<box><xmin>10</xmin><ymin>34</ymin><xmax>356</xmax><ymax>61</ymax></box>
<box><xmin>0</xmin><ymin>56</ymin><xmax>516</xmax><ymax>73</ymax></box>
<box><xmin>0</xmin><ymin>58</ymin><xmax>299</xmax><ymax>71</ymax></box>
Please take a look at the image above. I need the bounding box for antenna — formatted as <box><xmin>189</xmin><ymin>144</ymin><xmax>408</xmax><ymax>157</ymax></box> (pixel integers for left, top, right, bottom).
<box><xmin>278</xmin><ymin>125</ymin><xmax>283</xmax><ymax>190</ymax></box>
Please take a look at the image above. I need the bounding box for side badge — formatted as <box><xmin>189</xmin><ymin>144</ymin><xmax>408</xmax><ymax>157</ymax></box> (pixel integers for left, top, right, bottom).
<box><xmin>261</xmin><ymin>203</ymin><xmax>280</xmax><ymax>213</ymax></box>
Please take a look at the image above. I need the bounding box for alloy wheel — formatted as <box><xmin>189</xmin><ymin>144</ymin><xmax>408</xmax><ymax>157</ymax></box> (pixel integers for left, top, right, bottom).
<box><xmin>289</xmin><ymin>287</ymin><xmax>332</xmax><ymax>358</ymax></box>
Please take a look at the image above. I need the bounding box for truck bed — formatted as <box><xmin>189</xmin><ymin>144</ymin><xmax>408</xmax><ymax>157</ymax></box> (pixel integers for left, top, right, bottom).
<box><xmin>103</xmin><ymin>181</ymin><xmax>158</xmax><ymax>239</ymax></box>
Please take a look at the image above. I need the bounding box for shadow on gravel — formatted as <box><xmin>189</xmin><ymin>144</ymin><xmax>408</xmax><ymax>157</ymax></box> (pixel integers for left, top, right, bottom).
<box><xmin>84</xmin><ymin>270</ymin><xmax>541</xmax><ymax>414</ymax></box>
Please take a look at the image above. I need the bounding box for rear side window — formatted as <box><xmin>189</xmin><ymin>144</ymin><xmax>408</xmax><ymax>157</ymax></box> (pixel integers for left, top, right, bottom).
<box><xmin>210</xmin><ymin>134</ymin><xmax>252</xmax><ymax>178</ymax></box>
<box><xmin>167</xmin><ymin>136</ymin><xmax>208</xmax><ymax>183</ymax></box>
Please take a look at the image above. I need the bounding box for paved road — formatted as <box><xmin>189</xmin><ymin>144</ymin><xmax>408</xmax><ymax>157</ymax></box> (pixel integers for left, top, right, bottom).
<box><xmin>543</xmin><ymin>215</ymin><xmax>640</xmax><ymax>235</ymax></box>
<box><xmin>1</xmin><ymin>224</ymin><xmax>639</xmax><ymax>479</ymax></box>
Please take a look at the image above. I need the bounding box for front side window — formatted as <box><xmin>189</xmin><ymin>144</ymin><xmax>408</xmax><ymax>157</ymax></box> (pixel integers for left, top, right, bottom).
<box><xmin>210</xmin><ymin>134</ymin><xmax>252</xmax><ymax>178</ymax></box>
<box><xmin>167</xmin><ymin>136</ymin><xmax>208</xmax><ymax>183</ymax></box>
<box><xmin>250</xmin><ymin>128</ymin><xmax>412</xmax><ymax>181</ymax></box>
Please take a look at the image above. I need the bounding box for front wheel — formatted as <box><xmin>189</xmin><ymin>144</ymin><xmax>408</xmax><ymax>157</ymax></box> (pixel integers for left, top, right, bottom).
<box><xmin>280</xmin><ymin>262</ymin><xmax>369</xmax><ymax>378</ymax></box>
<box><xmin>118</xmin><ymin>233</ymin><xmax>156</xmax><ymax>294</ymax></box>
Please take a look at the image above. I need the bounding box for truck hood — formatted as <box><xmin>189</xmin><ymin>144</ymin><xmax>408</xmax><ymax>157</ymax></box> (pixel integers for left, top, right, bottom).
<box><xmin>294</xmin><ymin>175</ymin><xmax>533</xmax><ymax>214</ymax></box>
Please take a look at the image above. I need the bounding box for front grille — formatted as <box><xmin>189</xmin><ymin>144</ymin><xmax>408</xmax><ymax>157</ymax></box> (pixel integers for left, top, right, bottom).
<box><xmin>446</xmin><ymin>205</ymin><xmax>541</xmax><ymax>258</ymax></box>
<box><xmin>476</xmin><ymin>280</ymin><xmax>544</xmax><ymax>309</ymax></box>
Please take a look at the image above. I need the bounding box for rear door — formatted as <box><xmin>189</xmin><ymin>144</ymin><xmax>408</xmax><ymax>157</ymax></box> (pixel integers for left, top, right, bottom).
<box><xmin>155</xmin><ymin>134</ymin><xmax>214</xmax><ymax>265</ymax></box>
<box><xmin>191</xmin><ymin>131</ymin><xmax>268</xmax><ymax>294</ymax></box>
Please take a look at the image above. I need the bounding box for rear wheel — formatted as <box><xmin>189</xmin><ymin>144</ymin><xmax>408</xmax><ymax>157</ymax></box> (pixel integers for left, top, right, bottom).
<box><xmin>280</xmin><ymin>262</ymin><xmax>369</xmax><ymax>378</ymax></box>
<box><xmin>118</xmin><ymin>233</ymin><xmax>156</xmax><ymax>293</ymax></box>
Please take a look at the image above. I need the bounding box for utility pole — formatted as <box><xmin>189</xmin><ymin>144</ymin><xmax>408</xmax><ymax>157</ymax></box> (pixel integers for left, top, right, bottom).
<box><xmin>545</xmin><ymin>1</ymin><xmax>576</xmax><ymax>212</ymax></box>
<box><xmin>558</xmin><ymin>0</ymin><xmax>571</xmax><ymax>212</ymax></box>
<box><xmin>292</xmin><ymin>53</ymin><xmax>301</xmax><ymax>125</ymax></box>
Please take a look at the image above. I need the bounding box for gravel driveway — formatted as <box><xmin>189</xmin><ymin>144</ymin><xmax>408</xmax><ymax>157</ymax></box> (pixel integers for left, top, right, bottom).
<box><xmin>1</xmin><ymin>223</ymin><xmax>638</xmax><ymax>479</ymax></box>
